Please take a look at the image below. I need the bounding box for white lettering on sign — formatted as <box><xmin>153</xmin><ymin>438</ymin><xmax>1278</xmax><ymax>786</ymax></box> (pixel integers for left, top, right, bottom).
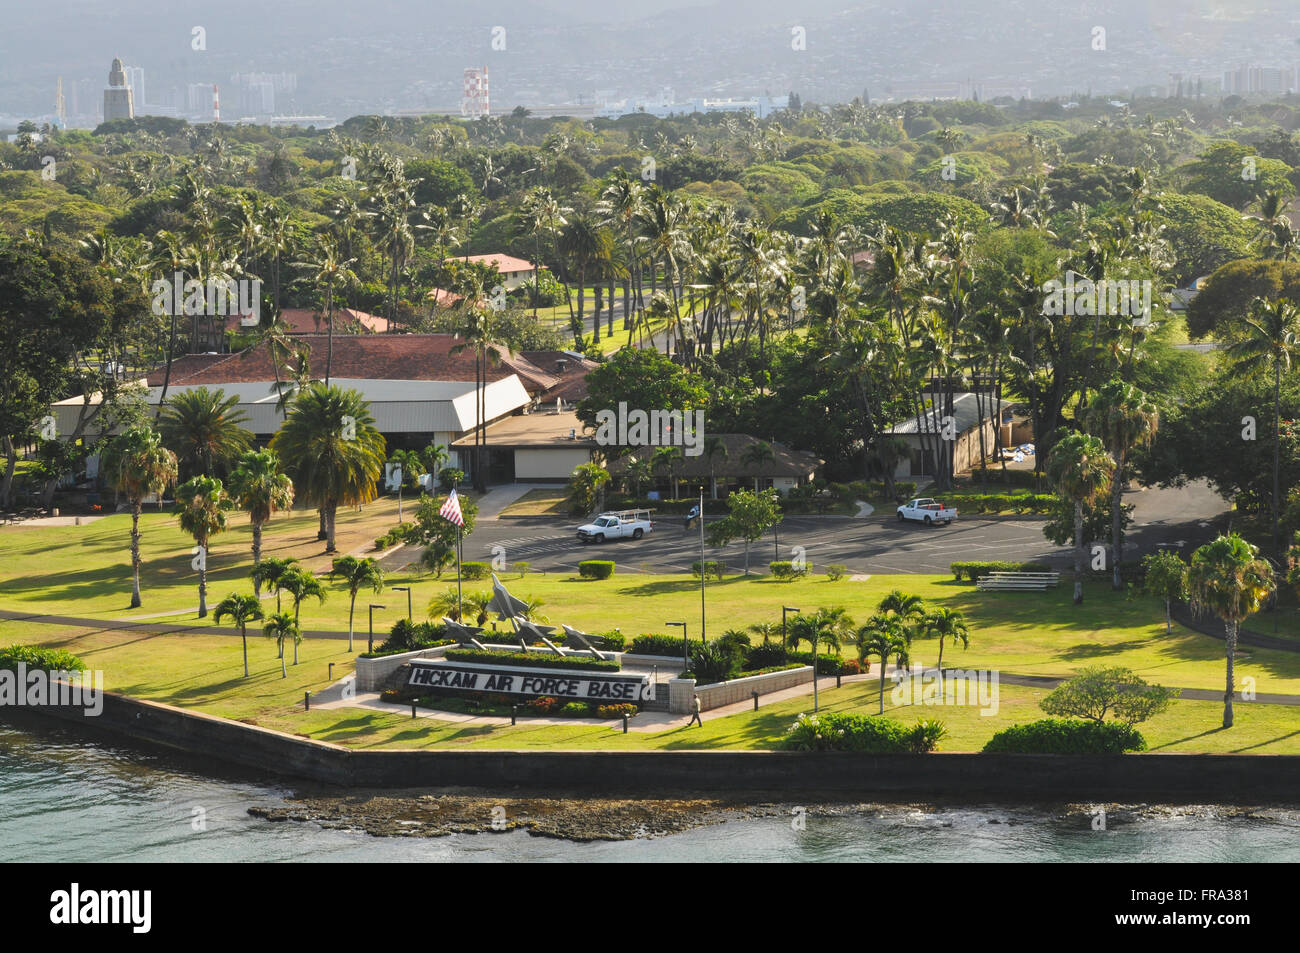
<box><xmin>408</xmin><ymin>662</ymin><xmax>646</xmax><ymax>702</ymax></box>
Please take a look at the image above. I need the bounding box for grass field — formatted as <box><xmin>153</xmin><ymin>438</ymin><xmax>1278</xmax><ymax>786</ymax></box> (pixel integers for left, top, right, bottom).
<box><xmin>499</xmin><ymin>487</ymin><xmax>570</xmax><ymax>517</ymax></box>
<box><xmin>5</xmin><ymin>504</ymin><xmax>1300</xmax><ymax>754</ymax></box>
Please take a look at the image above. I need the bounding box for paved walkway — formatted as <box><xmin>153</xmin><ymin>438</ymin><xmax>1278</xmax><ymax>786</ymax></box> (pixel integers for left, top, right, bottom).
<box><xmin>475</xmin><ymin>484</ymin><xmax>553</xmax><ymax>521</ymax></box>
<box><xmin>853</xmin><ymin>500</ymin><xmax>875</xmax><ymax>518</ymax></box>
<box><xmin>4</xmin><ymin>515</ymin><xmax>109</xmax><ymax>527</ymax></box>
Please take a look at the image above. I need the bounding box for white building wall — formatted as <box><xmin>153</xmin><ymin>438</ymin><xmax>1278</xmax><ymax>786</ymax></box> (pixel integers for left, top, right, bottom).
<box><xmin>514</xmin><ymin>447</ymin><xmax>592</xmax><ymax>480</ymax></box>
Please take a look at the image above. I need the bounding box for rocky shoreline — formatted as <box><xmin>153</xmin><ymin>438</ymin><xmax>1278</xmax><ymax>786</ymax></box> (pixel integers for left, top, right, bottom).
<box><xmin>247</xmin><ymin>793</ymin><xmax>1293</xmax><ymax>843</ymax></box>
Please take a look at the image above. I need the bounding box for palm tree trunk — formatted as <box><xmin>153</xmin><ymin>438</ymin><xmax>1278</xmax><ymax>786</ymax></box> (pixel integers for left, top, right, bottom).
<box><xmin>937</xmin><ymin>638</ymin><xmax>945</xmax><ymax>673</ymax></box>
<box><xmin>197</xmin><ymin>553</ymin><xmax>208</xmax><ymax>617</ymax></box>
<box><xmin>130</xmin><ymin>501</ymin><xmax>143</xmax><ymax>608</ymax></box>
<box><xmin>280</xmin><ymin>646</ymin><xmax>287</xmax><ymax>678</ymax></box>
<box><xmin>325</xmin><ymin>500</ymin><xmax>338</xmax><ymax>553</ymax></box>
<box><xmin>325</xmin><ymin>280</ymin><xmax>335</xmax><ymax>387</ymax></box>
<box><xmin>241</xmin><ymin>626</ymin><xmax>249</xmax><ymax>678</ymax></box>
<box><xmin>1224</xmin><ymin>620</ymin><xmax>1237</xmax><ymax>728</ymax></box>
<box><xmin>1073</xmin><ymin>500</ymin><xmax>1085</xmax><ymax>605</ymax></box>
<box><xmin>348</xmin><ymin>597</ymin><xmax>356</xmax><ymax>653</ymax></box>
<box><xmin>879</xmin><ymin>662</ymin><xmax>887</xmax><ymax>714</ymax></box>
<box><xmin>251</xmin><ymin>522</ymin><xmax>263</xmax><ymax>594</ymax></box>
<box><xmin>1166</xmin><ymin>598</ymin><xmax>1172</xmax><ymax>635</ymax></box>
<box><xmin>1274</xmin><ymin>363</ymin><xmax>1282</xmax><ymax>557</ymax></box>
<box><xmin>1111</xmin><ymin>454</ymin><xmax>1124</xmax><ymax>591</ymax></box>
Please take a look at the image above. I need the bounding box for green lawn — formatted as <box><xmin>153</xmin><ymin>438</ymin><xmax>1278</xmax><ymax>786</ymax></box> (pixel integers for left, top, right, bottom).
<box><xmin>499</xmin><ymin>487</ymin><xmax>570</xmax><ymax>517</ymax></box>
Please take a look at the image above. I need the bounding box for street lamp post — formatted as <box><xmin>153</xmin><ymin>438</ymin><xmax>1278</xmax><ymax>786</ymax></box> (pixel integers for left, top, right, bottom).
<box><xmin>782</xmin><ymin>606</ymin><xmax>800</xmax><ymax>649</ymax></box>
<box><xmin>368</xmin><ymin>603</ymin><xmax>386</xmax><ymax>654</ymax></box>
<box><xmin>667</xmin><ymin>621</ymin><xmax>687</xmax><ymax>671</ymax></box>
<box><xmin>393</xmin><ymin>586</ymin><xmax>412</xmax><ymax>621</ymax></box>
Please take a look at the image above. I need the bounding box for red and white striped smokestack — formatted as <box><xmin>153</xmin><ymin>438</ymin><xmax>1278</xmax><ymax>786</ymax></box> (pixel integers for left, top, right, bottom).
<box><xmin>482</xmin><ymin>66</ymin><xmax>489</xmax><ymax>117</ymax></box>
<box><xmin>212</xmin><ymin>84</ymin><xmax>220</xmax><ymax>123</ymax></box>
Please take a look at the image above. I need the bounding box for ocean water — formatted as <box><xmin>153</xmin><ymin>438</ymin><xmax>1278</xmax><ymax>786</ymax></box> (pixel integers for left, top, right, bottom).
<box><xmin>2</xmin><ymin>719</ymin><xmax>1297</xmax><ymax>863</ymax></box>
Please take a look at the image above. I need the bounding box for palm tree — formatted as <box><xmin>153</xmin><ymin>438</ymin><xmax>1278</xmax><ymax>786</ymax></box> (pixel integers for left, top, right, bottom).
<box><xmin>174</xmin><ymin>475</ymin><xmax>230</xmax><ymax>618</ymax></box>
<box><xmin>214</xmin><ymin>593</ymin><xmax>264</xmax><ymax>678</ymax></box>
<box><xmin>1084</xmin><ymin>379</ymin><xmax>1158</xmax><ymax>590</ymax></box>
<box><xmin>158</xmin><ymin>387</ymin><xmax>253</xmax><ymax>480</ymax></box>
<box><xmin>262</xmin><ymin>612</ymin><xmax>298</xmax><ymax>679</ymax></box>
<box><xmin>250</xmin><ymin>555</ymin><xmax>298</xmax><ymax>612</ymax></box>
<box><xmin>269</xmin><ymin>383</ymin><xmax>386</xmax><ymax>553</ymax></box>
<box><xmin>449</xmin><ymin>275</ymin><xmax>502</xmax><ymax>493</ymax></box>
<box><xmin>877</xmin><ymin>590</ymin><xmax>926</xmax><ymax>672</ymax></box>
<box><xmin>278</xmin><ymin>566</ymin><xmax>325</xmax><ymax>665</ymax></box>
<box><xmin>788</xmin><ymin>606</ymin><xmax>854</xmax><ymax>652</ymax></box>
<box><xmin>294</xmin><ymin>236</ymin><xmax>357</xmax><ymax>386</ymax></box>
<box><xmin>740</xmin><ymin>440</ymin><xmax>775</xmax><ymax>492</ymax></box>
<box><xmin>651</xmin><ymin>446</ymin><xmax>684</xmax><ymax>499</ymax></box>
<box><xmin>331</xmin><ymin>555</ymin><xmax>385</xmax><ymax>653</ymax></box>
<box><xmin>1046</xmin><ymin>432</ymin><xmax>1115</xmax><ymax>604</ymax></box>
<box><xmin>100</xmin><ymin>426</ymin><xmax>178</xmax><ymax>608</ymax></box>
<box><xmin>703</xmin><ymin>435</ymin><xmax>728</xmax><ymax>500</ymax></box>
<box><xmin>228</xmin><ymin>449</ymin><xmax>294</xmax><ymax>586</ymax></box>
<box><xmin>857</xmin><ymin>616</ymin><xmax>911</xmax><ymax>714</ymax></box>
<box><xmin>1186</xmin><ymin>534</ymin><xmax>1275</xmax><ymax>728</ymax></box>
<box><xmin>921</xmin><ymin>607</ymin><xmax>970</xmax><ymax>672</ymax></box>
<box><xmin>749</xmin><ymin>621</ymin><xmax>781</xmax><ymax>645</ymax></box>
<box><xmin>1226</xmin><ymin>297</ymin><xmax>1300</xmax><ymax>557</ymax></box>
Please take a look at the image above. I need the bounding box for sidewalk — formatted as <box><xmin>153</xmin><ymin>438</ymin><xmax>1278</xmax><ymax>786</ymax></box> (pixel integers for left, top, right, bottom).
<box><xmin>474</xmin><ymin>484</ymin><xmax>553</xmax><ymax>521</ymax></box>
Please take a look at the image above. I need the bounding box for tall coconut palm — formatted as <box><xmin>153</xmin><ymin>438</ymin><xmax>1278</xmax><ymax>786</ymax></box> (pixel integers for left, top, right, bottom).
<box><xmin>262</xmin><ymin>612</ymin><xmax>298</xmax><ymax>679</ymax></box>
<box><xmin>158</xmin><ymin>387</ymin><xmax>253</xmax><ymax>480</ymax></box>
<box><xmin>250</xmin><ymin>555</ymin><xmax>298</xmax><ymax>611</ymax></box>
<box><xmin>1084</xmin><ymin>378</ymin><xmax>1159</xmax><ymax>589</ymax></box>
<box><xmin>1226</xmin><ymin>297</ymin><xmax>1300</xmax><ymax>557</ymax></box>
<box><xmin>100</xmin><ymin>425</ymin><xmax>178</xmax><ymax>608</ymax></box>
<box><xmin>703</xmin><ymin>435</ymin><xmax>728</xmax><ymax>500</ymax></box>
<box><xmin>269</xmin><ymin>383</ymin><xmax>386</xmax><ymax>553</ymax></box>
<box><xmin>449</xmin><ymin>281</ymin><xmax>501</xmax><ymax>493</ymax></box>
<box><xmin>1186</xmin><ymin>534</ymin><xmax>1275</xmax><ymax>728</ymax></box>
<box><xmin>1046</xmin><ymin>432</ymin><xmax>1115</xmax><ymax>604</ymax></box>
<box><xmin>214</xmin><ymin>593</ymin><xmax>264</xmax><ymax>678</ymax></box>
<box><xmin>740</xmin><ymin>440</ymin><xmax>775</xmax><ymax>492</ymax></box>
<box><xmin>173</xmin><ymin>475</ymin><xmax>230</xmax><ymax>618</ymax></box>
<box><xmin>331</xmin><ymin>555</ymin><xmax>385</xmax><ymax>653</ymax></box>
<box><xmin>921</xmin><ymin>607</ymin><xmax>970</xmax><ymax>672</ymax></box>
<box><xmin>278</xmin><ymin>566</ymin><xmax>325</xmax><ymax>665</ymax></box>
<box><xmin>228</xmin><ymin>449</ymin><xmax>294</xmax><ymax>587</ymax></box>
<box><xmin>857</xmin><ymin>616</ymin><xmax>911</xmax><ymax>714</ymax></box>
<box><xmin>294</xmin><ymin>236</ymin><xmax>356</xmax><ymax>386</ymax></box>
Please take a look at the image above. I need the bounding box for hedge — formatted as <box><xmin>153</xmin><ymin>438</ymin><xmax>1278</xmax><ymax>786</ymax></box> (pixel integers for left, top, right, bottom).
<box><xmin>629</xmin><ymin>633</ymin><xmax>689</xmax><ymax>657</ymax></box>
<box><xmin>784</xmin><ymin>712</ymin><xmax>946</xmax><ymax>753</ymax></box>
<box><xmin>691</xmin><ymin>560</ymin><xmax>725</xmax><ymax>580</ymax></box>
<box><xmin>444</xmin><ymin>648</ymin><xmax>621</xmax><ymax>671</ymax></box>
<box><xmin>460</xmin><ymin>561</ymin><xmax>491</xmax><ymax>580</ymax></box>
<box><xmin>769</xmin><ymin>560</ymin><xmax>809</xmax><ymax>580</ymax></box>
<box><xmin>981</xmin><ymin>719</ymin><xmax>1147</xmax><ymax>754</ymax></box>
<box><xmin>951</xmin><ymin>560</ymin><xmax>1052</xmax><ymax>582</ymax></box>
<box><xmin>948</xmin><ymin>493</ymin><xmax>1055</xmax><ymax>515</ymax></box>
<box><xmin>957</xmin><ymin>468</ymin><xmax>1043</xmax><ymax>489</ymax></box>
<box><xmin>359</xmin><ymin>639</ymin><xmax>455</xmax><ymax>659</ymax></box>
<box><xmin>578</xmin><ymin>560</ymin><xmax>615</xmax><ymax>580</ymax></box>
<box><xmin>595</xmin><ymin>703</ymin><xmax>638</xmax><ymax>719</ymax></box>
<box><xmin>562</xmin><ymin>629</ymin><xmax>626</xmax><ymax>651</ymax></box>
<box><xmin>0</xmin><ymin>644</ymin><xmax>86</xmax><ymax>673</ymax></box>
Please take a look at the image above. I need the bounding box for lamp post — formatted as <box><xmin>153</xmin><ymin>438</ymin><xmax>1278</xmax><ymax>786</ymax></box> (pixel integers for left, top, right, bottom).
<box><xmin>393</xmin><ymin>586</ymin><xmax>412</xmax><ymax>621</ymax></box>
<box><xmin>782</xmin><ymin>606</ymin><xmax>800</xmax><ymax>649</ymax></box>
<box><xmin>667</xmin><ymin>621</ymin><xmax>687</xmax><ymax>671</ymax></box>
<box><xmin>368</xmin><ymin>603</ymin><xmax>386</xmax><ymax>654</ymax></box>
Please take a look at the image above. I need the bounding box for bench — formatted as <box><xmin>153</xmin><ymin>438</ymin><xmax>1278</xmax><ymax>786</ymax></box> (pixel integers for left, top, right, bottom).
<box><xmin>977</xmin><ymin>571</ymin><xmax>1060</xmax><ymax>591</ymax></box>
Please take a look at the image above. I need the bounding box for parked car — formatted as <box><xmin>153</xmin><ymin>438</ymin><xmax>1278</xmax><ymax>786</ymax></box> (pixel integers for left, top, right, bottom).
<box><xmin>576</xmin><ymin>509</ymin><xmax>655</xmax><ymax>544</ymax></box>
<box><xmin>896</xmin><ymin>498</ymin><xmax>958</xmax><ymax>526</ymax></box>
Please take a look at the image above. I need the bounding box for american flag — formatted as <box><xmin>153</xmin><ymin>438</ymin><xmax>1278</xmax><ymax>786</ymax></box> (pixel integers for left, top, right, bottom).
<box><xmin>439</xmin><ymin>488</ymin><xmax>464</xmax><ymax>527</ymax></box>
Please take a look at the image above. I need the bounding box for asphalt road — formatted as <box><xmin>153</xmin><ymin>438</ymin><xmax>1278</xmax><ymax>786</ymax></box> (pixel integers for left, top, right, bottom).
<box><xmin>439</xmin><ymin>481</ymin><xmax>1232</xmax><ymax>577</ymax></box>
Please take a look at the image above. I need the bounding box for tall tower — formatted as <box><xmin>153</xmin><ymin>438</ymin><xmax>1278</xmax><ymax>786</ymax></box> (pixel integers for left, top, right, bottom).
<box><xmin>212</xmin><ymin>84</ymin><xmax>220</xmax><ymax>123</ymax></box>
<box><xmin>55</xmin><ymin>77</ymin><xmax>66</xmax><ymax>127</ymax></box>
<box><xmin>103</xmin><ymin>57</ymin><xmax>134</xmax><ymax>122</ymax></box>
<box><xmin>462</xmin><ymin>67</ymin><xmax>489</xmax><ymax>118</ymax></box>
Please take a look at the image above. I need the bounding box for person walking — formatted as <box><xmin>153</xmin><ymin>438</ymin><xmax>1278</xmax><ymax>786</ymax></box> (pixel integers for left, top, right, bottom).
<box><xmin>687</xmin><ymin>693</ymin><xmax>703</xmax><ymax>727</ymax></box>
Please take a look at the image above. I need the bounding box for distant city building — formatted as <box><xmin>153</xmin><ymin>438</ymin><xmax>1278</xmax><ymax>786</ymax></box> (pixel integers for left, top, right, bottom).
<box><xmin>594</xmin><ymin>91</ymin><xmax>788</xmax><ymax>120</ymax></box>
<box><xmin>1222</xmin><ymin>65</ymin><xmax>1298</xmax><ymax>95</ymax></box>
<box><xmin>103</xmin><ymin>58</ymin><xmax>134</xmax><ymax>122</ymax></box>
<box><xmin>187</xmin><ymin>83</ymin><xmax>217</xmax><ymax>120</ymax></box>
<box><xmin>463</xmin><ymin>67</ymin><xmax>490</xmax><ymax>118</ymax></box>
<box><xmin>122</xmin><ymin>65</ymin><xmax>145</xmax><ymax>107</ymax></box>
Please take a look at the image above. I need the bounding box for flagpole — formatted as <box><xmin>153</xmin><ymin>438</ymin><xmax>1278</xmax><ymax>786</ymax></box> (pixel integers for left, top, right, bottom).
<box><xmin>699</xmin><ymin>486</ymin><xmax>705</xmax><ymax>645</ymax></box>
<box><xmin>456</xmin><ymin>523</ymin><xmax>463</xmax><ymax>621</ymax></box>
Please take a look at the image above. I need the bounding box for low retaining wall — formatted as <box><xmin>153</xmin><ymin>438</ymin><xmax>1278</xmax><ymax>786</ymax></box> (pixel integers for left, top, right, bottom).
<box><xmin>18</xmin><ymin>692</ymin><xmax>1300</xmax><ymax>802</ymax></box>
<box><xmin>669</xmin><ymin>667</ymin><xmax>814</xmax><ymax>714</ymax></box>
<box><xmin>355</xmin><ymin>644</ymin><xmax>455</xmax><ymax>693</ymax></box>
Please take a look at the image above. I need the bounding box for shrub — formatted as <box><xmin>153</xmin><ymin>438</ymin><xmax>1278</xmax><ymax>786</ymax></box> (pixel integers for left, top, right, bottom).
<box><xmin>578</xmin><ymin>560</ymin><xmax>615</xmax><ymax>580</ymax></box>
<box><xmin>525</xmin><ymin>696</ymin><xmax>559</xmax><ymax>713</ymax></box>
<box><xmin>744</xmin><ymin>642</ymin><xmax>791</xmax><ymax>669</ymax></box>
<box><xmin>444</xmin><ymin>648</ymin><xmax>621</xmax><ymax>671</ymax></box>
<box><xmin>688</xmin><ymin>641</ymin><xmax>743</xmax><ymax>685</ymax></box>
<box><xmin>629</xmin><ymin>634</ymin><xmax>688</xmax><ymax>657</ymax></box>
<box><xmin>690</xmin><ymin>560</ymin><xmax>725</xmax><ymax>580</ymax></box>
<box><xmin>717</xmin><ymin>629</ymin><xmax>752</xmax><ymax>652</ymax></box>
<box><xmin>0</xmin><ymin>645</ymin><xmax>86</xmax><ymax>673</ymax></box>
<box><xmin>559</xmin><ymin>701</ymin><xmax>593</xmax><ymax>717</ymax></box>
<box><xmin>981</xmin><ymin>719</ymin><xmax>1147</xmax><ymax>754</ymax></box>
<box><xmin>825</xmin><ymin>564</ymin><xmax>848</xmax><ymax>581</ymax></box>
<box><xmin>949</xmin><ymin>493</ymin><xmax>1054</xmax><ymax>515</ymax></box>
<box><xmin>563</xmin><ymin>629</ymin><xmax>626</xmax><ymax>652</ymax></box>
<box><xmin>950</xmin><ymin>560</ymin><xmax>1052</xmax><ymax>582</ymax></box>
<box><xmin>770</xmin><ymin>560</ymin><xmax>809</xmax><ymax>580</ymax></box>
<box><xmin>787</xmin><ymin>650</ymin><xmax>844</xmax><ymax>675</ymax></box>
<box><xmin>837</xmin><ymin>658</ymin><xmax>863</xmax><ymax>676</ymax></box>
<box><xmin>1039</xmin><ymin>666</ymin><xmax>1180</xmax><ymax>725</ymax></box>
<box><xmin>596</xmin><ymin>703</ymin><xmax>638</xmax><ymax>719</ymax></box>
<box><xmin>380</xmin><ymin>688</ymin><xmax>402</xmax><ymax>702</ymax></box>
<box><xmin>782</xmin><ymin>712</ymin><xmax>945</xmax><ymax>753</ymax></box>
<box><xmin>377</xmin><ymin>619</ymin><xmax>451</xmax><ymax>653</ymax></box>
<box><xmin>460</xmin><ymin>561</ymin><xmax>490</xmax><ymax>580</ymax></box>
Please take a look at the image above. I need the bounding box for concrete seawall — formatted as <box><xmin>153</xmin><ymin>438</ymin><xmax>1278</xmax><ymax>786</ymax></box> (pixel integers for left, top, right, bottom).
<box><xmin>19</xmin><ymin>691</ymin><xmax>1300</xmax><ymax>802</ymax></box>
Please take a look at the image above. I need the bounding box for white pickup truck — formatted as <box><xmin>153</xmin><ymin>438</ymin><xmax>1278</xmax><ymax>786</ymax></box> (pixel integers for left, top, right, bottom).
<box><xmin>576</xmin><ymin>509</ymin><xmax>655</xmax><ymax>544</ymax></box>
<box><xmin>896</xmin><ymin>498</ymin><xmax>958</xmax><ymax>526</ymax></box>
